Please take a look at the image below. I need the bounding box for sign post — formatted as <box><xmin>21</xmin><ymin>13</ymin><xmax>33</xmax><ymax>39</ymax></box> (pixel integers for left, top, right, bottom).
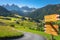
<box><xmin>51</xmin><ymin>34</ymin><xmax>54</xmax><ymax>40</ymax></box>
<box><xmin>44</xmin><ymin>14</ymin><xmax>60</xmax><ymax>40</ymax></box>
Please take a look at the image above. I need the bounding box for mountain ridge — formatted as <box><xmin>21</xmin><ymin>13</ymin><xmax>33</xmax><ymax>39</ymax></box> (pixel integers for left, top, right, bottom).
<box><xmin>28</xmin><ymin>4</ymin><xmax>60</xmax><ymax>20</ymax></box>
<box><xmin>2</xmin><ymin>4</ymin><xmax>36</xmax><ymax>16</ymax></box>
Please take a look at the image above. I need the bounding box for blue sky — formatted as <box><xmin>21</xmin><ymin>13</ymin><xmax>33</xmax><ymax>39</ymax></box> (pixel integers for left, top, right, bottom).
<box><xmin>0</xmin><ymin>0</ymin><xmax>60</xmax><ymax>8</ymax></box>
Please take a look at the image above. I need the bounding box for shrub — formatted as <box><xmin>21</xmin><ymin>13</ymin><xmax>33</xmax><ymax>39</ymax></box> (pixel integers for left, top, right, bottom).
<box><xmin>10</xmin><ymin>25</ymin><xmax>15</xmax><ymax>27</ymax></box>
<box><xmin>16</xmin><ymin>21</ymin><xmax>20</xmax><ymax>24</ymax></box>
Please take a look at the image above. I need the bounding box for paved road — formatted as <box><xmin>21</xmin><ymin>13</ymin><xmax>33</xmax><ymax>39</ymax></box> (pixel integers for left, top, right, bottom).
<box><xmin>12</xmin><ymin>32</ymin><xmax>46</xmax><ymax>40</ymax></box>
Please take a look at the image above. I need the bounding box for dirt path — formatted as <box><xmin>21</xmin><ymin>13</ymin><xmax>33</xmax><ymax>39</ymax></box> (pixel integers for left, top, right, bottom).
<box><xmin>12</xmin><ymin>32</ymin><xmax>46</xmax><ymax>40</ymax></box>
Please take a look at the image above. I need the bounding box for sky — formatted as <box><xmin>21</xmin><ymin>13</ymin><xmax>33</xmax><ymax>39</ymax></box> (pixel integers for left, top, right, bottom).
<box><xmin>0</xmin><ymin>0</ymin><xmax>60</xmax><ymax>8</ymax></box>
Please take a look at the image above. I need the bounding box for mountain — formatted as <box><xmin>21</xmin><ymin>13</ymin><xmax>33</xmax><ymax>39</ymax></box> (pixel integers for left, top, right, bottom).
<box><xmin>28</xmin><ymin>4</ymin><xmax>60</xmax><ymax>20</ymax></box>
<box><xmin>2</xmin><ymin>4</ymin><xmax>24</xmax><ymax>16</ymax></box>
<box><xmin>21</xmin><ymin>6</ymin><xmax>36</xmax><ymax>12</ymax></box>
<box><xmin>3</xmin><ymin>4</ymin><xmax>21</xmax><ymax>11</ymax></box>
<box><xmin>2</xmin><ymin>4</ymin><xmax>36</xmax><ymax>16</ymax></box>
<box><xmin>0</xmin><ymin>6</ymin><xmax>15</xmax><ymax>17</ymax></box>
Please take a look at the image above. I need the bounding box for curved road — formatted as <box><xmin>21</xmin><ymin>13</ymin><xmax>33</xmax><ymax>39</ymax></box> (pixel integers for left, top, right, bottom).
<box><xmin>12</xmin><ymin>32</ymin><xmax>46</xmax><ymax>40</ymax></box>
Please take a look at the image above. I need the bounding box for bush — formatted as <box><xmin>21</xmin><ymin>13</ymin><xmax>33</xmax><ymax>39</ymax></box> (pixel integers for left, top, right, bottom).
<box><xmin>3</xmin><ymin>18</ymin><xmax>11</xmax><ymax>20</ymax></box>
<box><xmin>10</xmin><ymin>25</ymin><xmax>15</xmax><ymax>27</ymax></box>
<box><xmin>21</xmin><ymin>17</ymin><xmax>26</xmax><ymax>20</ymax></box>
<box><xmin>16</xmin><ymin>21</ymin><xmax>20</xmax><ymax>24</ymax></box>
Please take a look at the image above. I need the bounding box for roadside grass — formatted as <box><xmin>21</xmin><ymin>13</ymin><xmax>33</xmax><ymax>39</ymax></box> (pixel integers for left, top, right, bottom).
<box><xmin>16</xmin><ymin>27</ymin><xmax>60</xmax><ymax>40</ymax></box>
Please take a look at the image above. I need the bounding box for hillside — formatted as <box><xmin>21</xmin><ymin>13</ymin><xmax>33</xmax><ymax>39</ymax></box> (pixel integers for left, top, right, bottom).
<box><xmin>0</xmin><ymin>15</ymin><xmax>39</xmax><ymax>38</ymax></box>
<box><xmin>0</xmin><ymin>16</ymin><xmax>24</xmax><ymax>38</ymax></box>
<box><xmin>0</xmin><ymin>6</ymin><xmax>19</xmax><ymax>17</ymax></box>
<box><xmin>0</xmin><ymin>6</ymin><xmax>15</xmax><ymax>17</ymax></box>
<box><xmin>28</xmin><ymin>4</ymin><xmax>60</xmax><ymax>20</ymax></box>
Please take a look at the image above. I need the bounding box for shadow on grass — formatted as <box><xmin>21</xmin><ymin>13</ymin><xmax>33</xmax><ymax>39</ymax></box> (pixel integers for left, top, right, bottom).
<box><xmin>0</xmin><ymin>34</ymin><xmax>24</xmax><ymax>40</ymax></box>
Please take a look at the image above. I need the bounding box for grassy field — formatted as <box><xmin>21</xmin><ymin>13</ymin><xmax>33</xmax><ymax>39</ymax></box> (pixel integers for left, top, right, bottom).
<box><xmin>0</xmin><ymin>26</ymin><xmax>23</xmax><ymax>37</ymax></box>
<box><xmin>0</xmin><ymin>16</ymin><xmax>23</xmax><ymax>38</ymax></box>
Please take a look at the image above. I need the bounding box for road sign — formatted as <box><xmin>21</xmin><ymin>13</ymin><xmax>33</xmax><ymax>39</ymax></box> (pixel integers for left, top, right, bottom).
<box><xmin>44</xmin><ymin>14</ymin><xmax>60</xmax><ymax>22</ymax></box>
<box><xmin>44</xmin><ymin>24</ymin><xmax>59</xmax><ymax>36</ymax></box>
